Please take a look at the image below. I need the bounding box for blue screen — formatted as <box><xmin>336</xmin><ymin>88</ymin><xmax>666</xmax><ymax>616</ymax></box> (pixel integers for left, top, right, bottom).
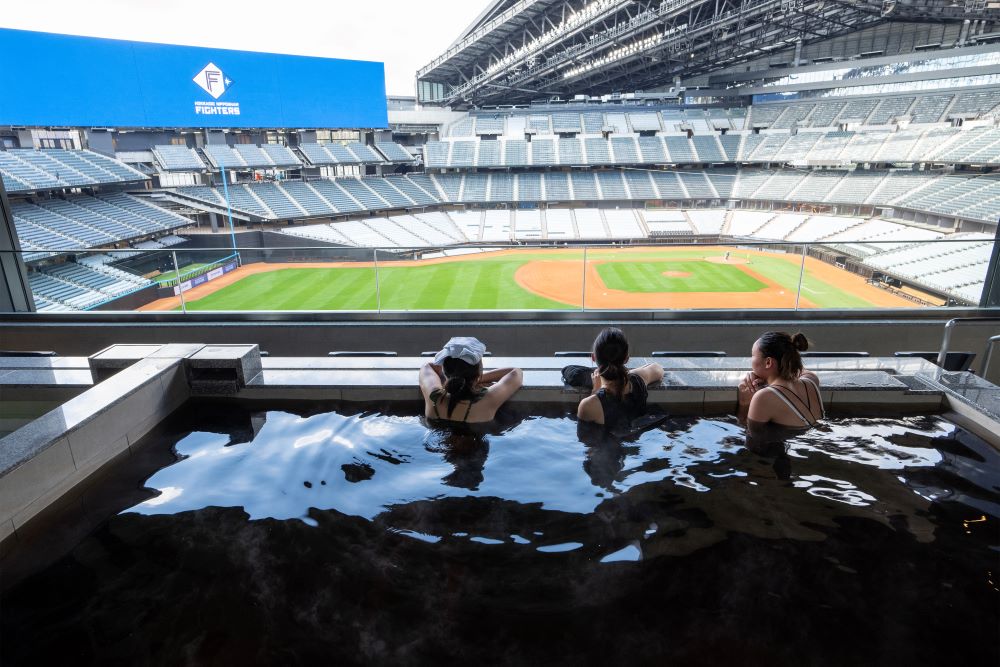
<box><xmin>0</xmin><ymin>28</ymin><xmax>388</xmax><ymax>129</ymax></box>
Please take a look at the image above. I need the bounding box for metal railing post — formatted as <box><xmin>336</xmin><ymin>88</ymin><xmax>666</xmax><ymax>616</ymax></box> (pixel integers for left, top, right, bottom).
<box><xmin>795</xmin><ymin>243</ymin><xmax>807</xmax><ymax>310</ymax></box>
<box><xmin>981</xmin><ymin>335</ymin><xmax>1000</xmax><ymax>379</ymax></box>
<box><xmin>172</xmin><ymin>250</ymin><xmax>186</xmax><ymax>314</ymax></box>
<box><xmin>373</xmin><ymin>248</ymin><xmax>382</xmax><ymax>314</ymax></box>
<box><xmin>937</xmin><ymin>317</ymin><xmax>1000</xmax><ymax>369</ymax></box>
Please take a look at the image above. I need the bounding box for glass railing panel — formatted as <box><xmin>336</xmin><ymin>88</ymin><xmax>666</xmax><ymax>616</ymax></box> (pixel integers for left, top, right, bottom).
<box><xmin>4</xmin><ymin>235</ymin><xmax>995</xmax><ymax>314</ymax></box>
<box><xmin>374</xmin><ymin>243</ymin><xmax>584</xmax><ymax>311</ymax></box>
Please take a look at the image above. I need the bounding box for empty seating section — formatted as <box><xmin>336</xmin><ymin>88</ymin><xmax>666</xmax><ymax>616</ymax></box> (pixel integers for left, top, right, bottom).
<box><xmin>806</xmin><ymin>101</ymin><xmax>845</xmax><ymax>127</ymax></box>
<box><xmin>628</xmin><ymin>113</ymin><xmax>661</xmax><ymax>132</ymax></box>
<box><xmin>692</xmin><ymin>136</ymin><xmax>724</xmax><ymax>162</ymax></box>
<box><xmin>12</xmin><ymin>194</ymin><xmax>186</xmax><ymax>251</ymax></box>
<box><xmin>279</xmin><ymin>182</ymin><xmax>332</xmax><ymax>216</ymax></box>
<box><xmin>574</xmin><ymin>209</ymin><xmax>608</xmax><ymax>238</ymax></box>
<box><xmin>651</xmin><ymin>172</ymin><xmax>684</xmax><ymax>199</ymax></box>
<box><xmin>481</xmin><ymin>210</ymin><xmax>511</xmax><ymax>242</ymax></box>
<box><xmin>448</xmin><ymin>117</ymin><xmax>475</xmax><ymax>138</ymax></box>
<box><xmin>719</xmin><ymin>135</ymin><xmax>741</xmax><ymax>161</ymax></box>
<box><xmin>153</xmin><ymin>145</ymin><xmax>206</xmax><ymax>171</ymax></box>
<box><xmin>754</xmin><ymin>213</ymin><xmax>809</xmax><ymax>240</ymax></box>
<box><xmin>514</xmin><ymin>209</ymin><xmax>543</xmax><ymax>240</ymax></box>
<box><xmin>252</xmin><ymin>183</ymin><xmax>305</xmax><ymax>218</ymax></box>
<box><xmin>610</xmin><ymin>138</ymin><xmax>639</xmax><ymax>164</ymax></box>
<box><xmin>678</xmin><ymin>172</ymin><xmax>717</xmax><ymax>199</ymax></box>
<box><xmin>838</xmin><ymin>98</ymin><xmax>879</xmax><ymax>124</ymax></box>
<box><xmin>773</xmin><ymin>104</ymin><xmax>815</xmax><ymax>129</ymax></box>
<box><xmin>623</xmin><ymin>171</ymin><xmax>656</xmax><ymax>200</ymax></box>
<box><xmin>260</xmin><ymin>144</ymin><xmax>301</xmax><ymax>167</ymax></box>
<box><xmin>637</xmin><ymin>137</ymin><xmax>667</xmax><ymax>163</ymax></box>
<box><xmin>0</xmin><ymin>149</ymin><xmax>147</xmax><ymax>191</ymax></box>
<box><xmin>582</xmin><ymin>113</ymin><xmax>605</xmax><ymax>134</ymax></box>
<box><xmin>643</xmin><ymin>210</ymin><xmax>692</xmax><ymax>235</ymax></box>
<box><xmin>424</xmin><ymin>142</ymin><xmax>450</xmax><ymax>168</ymax></box>
<box><xmin>544</xmin><ymin>209</ymin><xmax>575</xmax><ymax>238</ymax></box>
<box><xmin>528</xmin><ymin>115</ymin><xmax>552</xmax><ymax>134</ymax></box>
<box><xmin>728</xmin><ymin>211</ymin><xmax>775</xmax><ymax>237</ymax></box>
<box><xmin>531</xmin><ymin>140</ymin><xmax>556</xmax><ymax>166</ymax></box>
<box><xmin>604</xmin><ymin>209</ymin><xmax>643</xmax><ymax>237</ymax></box>
<box><xmin>388</xmin><ymin>177</ymin><xmax>440</xmax><ymax>206</ymax></box>
<box><xmin>475</xmin><ymin>116</ymin><xmax>505</xmax><ymax>135</ymax></box>
<box><xmin>597</xmin><ymin>172</ymin><xmax>628</xmax><ymax>199</ymax></box>
<box><xmin>337</xmin><ymin>179</ymin><xmax>389</xmax><ymax>210</ymax></box>
<box><xmin>584</xmin><ymin>138</ymin><xmax>613</xmax><ymax>165</ymax></box>
<box><xmin>477</xmin><ymin>141</ymin><xmax>501</xmax><ymax>167</ymax></box>
<box><xmin>558</xmin><ymin>139</ymin><xmax>584</xmax><ymax>165</ymax></box>
<box><xmin>552</xmin><ymin>113</ymin><xmax>582</xmax><ymax>133</ymax></box>
<box><xmin>571</xmin><ymin>172</ymin><xmax>599</xmax><ymax>200</ymax></box>
<box><xmin>868</xmin><ymin>97</ymin><xmax>915</xmax><ymax>124</ymax></box>
<box><xmin>950</xmin><ymin>90</ymin><xmax>1000</xmax><ymax>117</ymax></box>
<box><xmin>346</xmin><ymin>144</ymin><xmax>384</xmax><ymax>164</ymax></box>
<box><xmin>505</xmin><ymin>140</ymin><xmax>527</xmax><ymax>166</ymax></box>
<box><xmin>203</xmin><ymin>145</ymin><xmax>248</xmax><ymax>168</ymax></box>
<box><xmin>462</xmin><ymin>174</ymin><xmax>488</xmax><ymax>203</ymax></box>
<box><xmin>310</xmin><ymin>180</ymin><xmax>362</xmax><ymax>213</ymax></box>
<box><xmin>361</xmin><ymin>179</ymin><xmax>414</xmax><ymax>210</ymax></box>
<box><xmin>518</xmin><ymin>173</ymin><xmax>542</xmax><ymax>201</ymax></box>
<box><xmin>489</xmin><ymin>174</ymin><xmax>513</xmax><ymax>201</ymax></box>
<box><xmin>375</xmin><ymin>143</ymin><xmax>415</xmax><ymax>162</ymax></box>
<box><xmin>234</xmin><ymin>145</ymin><xmax>272</xmax><ymax>167</ymax></box>
<box><xmin>908</xmin><ymin>94</ymin><xmax>953</xmax><ymax>124</ymax></box>
<box><xmin>749</xmin><ymin>106</ymin><xmax>784</xmax><ymax>126</ymax></box>
<box><xmin>686</xmin><ymin>210</ymin><xmax>726</xmax><ymax>234</ymax></box>
<box><xmin>450</xmin><ymin>141</ymin><xmax>476</xmax><ymax>167</ymax></box>
<box><xmin>665</xmin><ymin>137</ymin><xmax>695</xmax><ymax>162</ymax></box>
<box><xmin>711</xmin><ymin>172</ymin><xmax>737</xmax><ymax>199</ymax></box>
<box><xmin>545</xmin><ymin>173</ymin><xmax>571</xmax><ymax>200</ymax></box>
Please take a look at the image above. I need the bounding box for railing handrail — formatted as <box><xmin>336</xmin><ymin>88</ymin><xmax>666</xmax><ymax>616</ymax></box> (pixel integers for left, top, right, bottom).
<box><xmin>981</xmin><ymin>334</ymin><xmax>1000</xmax><ymax>379</ymax></box>
<box><xmin>938</xmin><ymin>317</ymin><xmax>1000</xmax><ymax>368</ymax></box>
<box><xmin>5</xmin><ymin>237</ymin><xmax>995</xmax><ymax>254</ymax></box>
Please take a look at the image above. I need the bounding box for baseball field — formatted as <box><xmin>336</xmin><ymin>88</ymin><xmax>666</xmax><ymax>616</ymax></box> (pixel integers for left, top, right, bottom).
<box><xmin>139</xmin><ymin>246</ymin><xmax>918</xmax><ymax>311</ymax></box>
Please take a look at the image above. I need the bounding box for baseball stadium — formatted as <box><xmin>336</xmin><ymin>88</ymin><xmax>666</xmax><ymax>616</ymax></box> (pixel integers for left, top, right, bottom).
<box><xmin>2</xmin><ymin>1</ymin><xmax>1000</xmax><ymax>665</ymax></box>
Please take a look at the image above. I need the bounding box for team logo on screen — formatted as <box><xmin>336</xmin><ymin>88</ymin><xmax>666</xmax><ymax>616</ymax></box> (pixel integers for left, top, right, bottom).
<box><xmin>193</xmin><ymin>63</ymin><xmax>232</xmax><ymax>99</ymax></box>
<box><xmin>193</xmin><ymin>62</ymin><xmax>241</xmax><ymax>116</ymax></box>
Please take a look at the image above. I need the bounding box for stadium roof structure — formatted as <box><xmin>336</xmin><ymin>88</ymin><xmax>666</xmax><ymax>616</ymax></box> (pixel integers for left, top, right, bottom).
<box><xmin>417</xmin><ymin>0</ymin><xmax>1000</xmax><ymax>107</ymax></box>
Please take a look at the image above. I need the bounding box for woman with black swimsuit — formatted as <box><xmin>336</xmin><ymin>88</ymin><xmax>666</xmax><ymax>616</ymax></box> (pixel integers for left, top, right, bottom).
<box><xmin>577</xmin><ymin>328</ymin><xmax>664</xmax><ymax>430</ymax></box>
<box><xmin>419</xmin><ymin>337</ymin><xmax>523</xmax><ymax>424</ymax></box>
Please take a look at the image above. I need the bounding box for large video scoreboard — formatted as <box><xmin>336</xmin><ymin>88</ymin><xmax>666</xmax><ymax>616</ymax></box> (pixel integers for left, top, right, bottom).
<box><xmin>0</xmin><ymin>28</ymin><xmax>388</xmax><ymax>129</ymax></box>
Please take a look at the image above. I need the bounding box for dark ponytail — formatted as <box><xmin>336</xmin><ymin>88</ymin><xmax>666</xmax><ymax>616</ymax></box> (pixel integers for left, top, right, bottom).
<box><xmin>593</xmin><ymin>327</ymin><xmax>629</xmax><ymax>397</ymax></box>
<box><xmin>757</xmin><ymin>331</ymin><xmax>809</xmax><ymax>381</ymax></box>
<box><xmin>442</xmin><ymin>357</ymin><xmax>482</xmax><ymax>418</ymax></box>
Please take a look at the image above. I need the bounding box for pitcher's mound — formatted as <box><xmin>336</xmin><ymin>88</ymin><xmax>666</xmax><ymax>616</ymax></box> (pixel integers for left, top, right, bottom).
<box><xmin>706</xmin><ymin>256</ymin><xmax>750</xmax><ymax>265</ymax></box>
<box><xmin>662</xmin><ymin>271</ymin><xmax>692</xmax><ymax>278</ymax></box>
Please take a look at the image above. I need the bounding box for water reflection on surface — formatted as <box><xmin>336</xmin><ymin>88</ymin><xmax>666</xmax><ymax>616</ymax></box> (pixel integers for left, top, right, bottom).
<box><xmin>122</xmin><ymin>407</ymin><xmax>997</xmax><ymax>553</ymax></box>
<box><xmin>3</xmin><ymin>403</ymin><xmax>998</xmax><ymax>666</ymax></box>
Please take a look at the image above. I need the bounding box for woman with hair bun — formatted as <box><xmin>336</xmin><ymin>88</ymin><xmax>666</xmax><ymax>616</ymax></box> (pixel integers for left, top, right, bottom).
<box><xmin>419</xmin><ymin>337</ymin><xmax>523</xmax><ymax>423</ymax></box>
<box><xmin>738</xmin><ymin>331</ymin><xmax>824</xmax><ymax>428</ymax></box>
<box><xmin>577</xmin><ymin>327</ymin><xmax>664</xmax><ymax>428</ymax></box>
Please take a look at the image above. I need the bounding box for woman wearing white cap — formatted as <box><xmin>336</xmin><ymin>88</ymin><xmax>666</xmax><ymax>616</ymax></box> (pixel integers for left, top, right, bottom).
<box><xmin>419</xmin><ymin>337</ymin><xmax>523</xmax><ymax>423</ymax></box>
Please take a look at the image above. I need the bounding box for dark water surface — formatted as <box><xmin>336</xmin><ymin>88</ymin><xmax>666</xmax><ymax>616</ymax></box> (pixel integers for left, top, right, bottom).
<box><xmin>2</xmin><ymin>402</ymin><xmax>998</xmax><ymax>666</ymax></box>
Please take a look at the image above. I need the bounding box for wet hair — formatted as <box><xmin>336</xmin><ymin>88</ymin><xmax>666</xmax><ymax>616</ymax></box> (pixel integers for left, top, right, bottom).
<box><xmin>441</xmin><ymin>357</ymin><xmax>483</xmax><ymax>418</ymax></box>
<box><xmin>593</xmin><ymin>327</ymin><xmax>629</xmax><ymax>398</ymax></box>
<box><xmin>756</xmin><ymin>331</ymin><xmax>809</xmax><ymax>381</ymax></box>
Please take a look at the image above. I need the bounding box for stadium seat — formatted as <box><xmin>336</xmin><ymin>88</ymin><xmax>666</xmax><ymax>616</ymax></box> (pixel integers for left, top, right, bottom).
<box><xmin>893</xmin><ymin>351</ymin><xmax>976</xmax><ymax>372</ymax></box>
<box><xmin>651</xmin><ymin>351</ymin><xmax>727</xmax><ymax>357</ymax></box>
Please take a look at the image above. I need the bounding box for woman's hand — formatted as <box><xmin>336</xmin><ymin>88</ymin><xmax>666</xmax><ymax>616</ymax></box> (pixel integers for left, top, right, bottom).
<box><xmin>591</xmin><ymin>369</ymin><xmax>603</xmax><ymax>394</ymax></box>
<box><xmin>738</xmin><ymin>372</ymin><xmax>763</xmax><ymax>406</ymax></box>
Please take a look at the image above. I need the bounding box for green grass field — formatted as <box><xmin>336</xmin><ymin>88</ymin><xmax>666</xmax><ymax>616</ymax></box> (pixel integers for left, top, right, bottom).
<box><xmin>179</xmin><ymin>248</ymin><xmax>885</xmax><ymax>310</ymax></box>
<box><xmin>596</xmin><ymin>261</ymin><xmax>767</xmax><ymax>293</ymax></box>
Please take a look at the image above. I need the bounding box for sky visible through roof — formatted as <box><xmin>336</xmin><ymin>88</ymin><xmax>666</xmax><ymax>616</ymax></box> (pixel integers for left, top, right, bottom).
<box><xmin>0</xmin><ymin>0</ymin><xmax>491</xmax><ymax>97</ymax></box>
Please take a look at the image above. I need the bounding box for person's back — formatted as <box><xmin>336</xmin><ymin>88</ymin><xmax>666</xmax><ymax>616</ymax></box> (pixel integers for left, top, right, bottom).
<box><xmin>577</xmin><ymin>328</ymin><xmax>664</xmax><ymax>428</ymax></box>
<box><xmin>738</xmin><ymin>331</ymin><xmax>824</xmax><ymax>429</ymax></box>
<box><xmin>419</xmin><ymin>337</ymin><xmax>522</xmax><ymax>424</ymax></box>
